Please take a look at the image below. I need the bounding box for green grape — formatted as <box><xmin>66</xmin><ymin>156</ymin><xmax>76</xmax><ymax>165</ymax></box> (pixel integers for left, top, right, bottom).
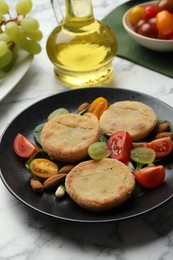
<box><xmin>0</xmin><ymin>12</ymin><xmax>4</xmax><ymax>23</ymax></box>
<box><xmin>88</xmin><ymin>142</ymin><xmax>111</xmax><ymax>160</ymax></box>
<box><xmin>130</xmin><ymin>147</ymin><xmax>156</xmax><ymax>164</ymax></box>
<box><xmin>5</xmin><ymin>21</ymin><xmax>19</xmax><ymax>37</ymax></box>
<box><xmin>0</xmin><ymin>32</ymin><xmax>11</xmax><ymax>43</ymax></box>
<box><xmin>21</xmin><ymin>17</ymin><xmax>39</xmax><ymax>33</ymax></box>
<box><xmin>48</xmin><ymin>108</ymin><xmax>70</xmax><ymax>120</ymax></box>
<box><xmin>2</xmin><ymin>49</ymin><xmax>17</xmax><ymax>72</ymax></box>
<box><xmin>22</xmin><ymin>39</ymin><xmax>41</xmax><ymax>54</ymax></box>
<box><xmin>0</xmin><ymin>49</ymin><xmax>13</xmax><ymax>69</ymax></box>
<box><xmin>0</xmin><ymin>0</ymin><xmax>9</xmax><ymax>14</ymax></box>
<box><xmin>0</xmin><ymin>41</ymin><xmax>8</xmax><ymax>57</ymax></box>
<box><xmin>16</xmin><ymin>0</ymin><xmax>32</xmax><ymax>15</ymax></box>
<box><xmin>12</xmin><ymin>28</ymin><xmax>26</xmax><ymax>46</ymax></box>
<box><xmin>25</xmin><ymin>29</ymin><xmax>43</xmax><ymax>41</ymax></box>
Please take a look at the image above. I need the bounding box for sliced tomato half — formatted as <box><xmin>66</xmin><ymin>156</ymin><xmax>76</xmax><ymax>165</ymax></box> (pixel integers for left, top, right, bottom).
<box><xmin>107</xmin><ymin>131</ymin><xmax>133</xmax><ymax>164</ymax></box>
<box><xmin>146</xmin><ymin>137</ymin><xmax>172</xmax><ymax>158</ymax></box>
<box><xmin>13</xmin><ymin>133</ymin><xmax>39</xmax><ymax>158</ymax></box>
<box><xmin>134</xmin><ymin>165</ymin><xmax>165</xmax><ymax>189</ymax></box>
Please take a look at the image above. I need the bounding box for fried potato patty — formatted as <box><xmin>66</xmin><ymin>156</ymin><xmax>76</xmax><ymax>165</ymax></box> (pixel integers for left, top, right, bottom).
<box><xmin>65</xmin><ymin>158</ymin><xmax>135</xmax><ymax>212</ymax></box>
<box><xmin>41</xmin><ymin>113</ymin><xmax>100</xmax><ymax>162</ymax></box>
<box><xmin>99</xmin><ymin>101</ymin><xmax>158</xmax><ymax>141</ymax></box>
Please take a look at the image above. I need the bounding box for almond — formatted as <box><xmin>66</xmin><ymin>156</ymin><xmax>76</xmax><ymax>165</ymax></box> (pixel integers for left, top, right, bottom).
<box><xmin>58</xmin><ymin>164</ymin><xmax>75</xmax><ymax>174</ymax></box>
<box><xmin>154</xmin><ymin>132</ymin><xmax>173</xmax><ymax>140</ymax></box>
<box><xmin>43</xmin><ymin>173</ymin><xmax>67</xmax><ymax>189</ymax></box>
<box><xmin>30</xmin><ymin>178</ymin><xmax>44</xmax><ymax>193</ymax></box>
<box><xmin>77</xmin><ymin>102</ymin><xmax>89</xmax><ymax>113</ymax></box>
<box><xmin>154</xmin><ymin>122</ymin><xmax>170</xmax><ymax>134</ymax></box>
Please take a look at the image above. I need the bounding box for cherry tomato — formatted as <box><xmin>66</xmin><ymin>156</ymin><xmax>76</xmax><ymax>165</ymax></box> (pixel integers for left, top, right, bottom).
<box><xmin>145</xmin><ymin>4</ymin><xmax>159</xmax><ymax>19</ymax></box>
<box><xmin>29</xmin><ymin>158</ymin><xmax>58</xmax><ymax>179</ymax></box>
<box><xmin>146</xmin><ymin>137</ymin><xmax>172</xmax><ymax>158</ymax></box>
<box><xmin>134</xmin><ymin>165</ymin><xmax>165</xmax><ymax>189</ymax></box>
<box><xmin>13</xmin><ymin>133</ymin><xmax>39</xmax><ymax>158</ymax></box>
<box><xmin>148</xmin><ymin>17</ymin><xmax>157</xmax><ymax>26</ymax></box>
<box><xmin>158</xmin><ymin>0</ymin><xmax>173</xmax><ymax>12</ymax></box>
<box><xmin>107</xmin><ymin>131</ymin><xmax>132</xmax><ymax>164</ymax></box>
<box><xmin>128</xmin><ymin>6</ymin><xmax>146</xmax><ymax>26</ymax></box>
<box><xmin>164</xmin><ymin>30</ymin><xmax>173</xmax><ymax>38</ymax></box>
<box><xmin>156</xmin><ymin>10</ymin><xmax>173</xmax><ymax>35</ymax></box>
<box><xmin>88</xmin><ymin>97</ymin><xmax>108</xmax><ymax>119</ymax></box>
<box><xmin>137</xmin><ymin>21</ymin><xmax>158</xmax><ymax>38</ymax></box>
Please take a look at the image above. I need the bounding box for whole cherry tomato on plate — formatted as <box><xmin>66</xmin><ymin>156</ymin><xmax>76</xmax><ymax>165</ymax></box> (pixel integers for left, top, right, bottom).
<box><xmin>13</xmin><ymin>133</ymin><xmax>39</xmax><ymax>158</ymax></box>
<box><xmin>134</xmin><ymin>165</ymin><xmax>165</xmax><ymax>189</ymax></box>
<box><xmin>107</xmin><ymin>131</ymin><xmax>132</xmax><ymax>164</ymax></box>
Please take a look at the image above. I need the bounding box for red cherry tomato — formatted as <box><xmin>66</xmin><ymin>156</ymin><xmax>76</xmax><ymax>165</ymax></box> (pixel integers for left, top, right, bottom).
<box><xmin>156</xmin><ymin>10</ymin><xmax>173</xmax><ymax>35</ymax></box>
<box><xmin>158</xmin><ymin>0</ymin><xmax>173</xmax><ymax>12</ymax></box>
<box><xmin>107</xmin><ymin>131</ymin><xmax>133</xmax><ymax>164</ymax></box>
<box><xmin>134</xmin><ymin>165</ymin><xmax>165</xmax><ymax>189</ymax></box>
<box><xmin>145</xmin><ymin>4</ymin><xmax>159</xmax><ymax>19</ymax></box>
<box><xmin>164</xmin><ymin>30</ymin><xmax>173</xmax><ymax>38</ymax></box>
<box><xmin>146</xmin><ymin>137</ymin><xmax>172</xmax><ymax>158</ymax></box>
<box><xmin>137</xmin><ymin>21</ymin><xmax>158</xmax><ymax>38</ymax></box>
<box><xmin>88</xmin><ymin>97</ymin><xmax>108</xmax><ymax>119</ymax></box>
<box><xmin>13</xmin><ymin>133</ymin><xmax>39</xmax><ymax>158</ymax></box>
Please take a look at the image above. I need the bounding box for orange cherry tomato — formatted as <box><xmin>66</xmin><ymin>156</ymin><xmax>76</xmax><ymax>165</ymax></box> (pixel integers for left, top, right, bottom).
<box><xmin>29</xmin><ymin>158</ymin><xmax>58</xmax><ymax>179</ymax></box>
<box><xmin>13</xmin><ymin>133</ymin><xmax>39</xmax><ymax>158</ymax></box>
<box><xmin>128</xmin><ymin>6</ymin><xmax>146</xmax><ymax>26</ymax></box>
<box><xmin>156</xmin><ymin>10</ymin><xmax>173</xmax><ymax>35</ymax></box>
<box><xmin>88</xmin><ymin>97</ymin><xmax>108</xmax><ymax>119</ymax></box>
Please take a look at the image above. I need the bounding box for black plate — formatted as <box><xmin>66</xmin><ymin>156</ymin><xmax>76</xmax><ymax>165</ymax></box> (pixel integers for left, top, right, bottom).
<box><xmin>1</xmin><ymin>87</ymin><xmax>173</xmax><ymax>223</ymax></box>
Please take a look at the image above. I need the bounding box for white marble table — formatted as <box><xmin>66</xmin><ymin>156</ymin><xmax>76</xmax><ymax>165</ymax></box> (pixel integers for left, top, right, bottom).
<box><xmin>1</xmin><ymin>0</ymin><xmax>173</xmax><ymax>259</ymax></box>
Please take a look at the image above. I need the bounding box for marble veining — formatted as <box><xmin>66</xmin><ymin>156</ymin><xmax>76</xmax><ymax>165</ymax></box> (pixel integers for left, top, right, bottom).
<box><xmin>1</xmin><ymin>0</ymin><xmax>173</xmax><ymax>259</ymax></box>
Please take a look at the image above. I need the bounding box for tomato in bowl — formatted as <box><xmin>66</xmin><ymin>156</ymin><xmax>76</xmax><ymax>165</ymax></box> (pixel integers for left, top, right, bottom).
<box><xmin>122</xmin><ymin>0</ymin><xmax>173</xmax><ymax>52</ymax></box>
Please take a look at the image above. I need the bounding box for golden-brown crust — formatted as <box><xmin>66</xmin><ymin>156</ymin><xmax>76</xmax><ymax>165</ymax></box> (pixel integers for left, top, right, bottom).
<box><xmin>41</xmin><ymin>113</ymin><xmax>100</xmax><ymax>162</ymax></box>
<box><xmin>65</xmin><ymin>158</ymin><xmax>135</xmax><ymax>212</ymax></box>
<box><xmin>99</xmin><ymin>101</ymin><xmax>158</xmax><ymax>141</ymax></box>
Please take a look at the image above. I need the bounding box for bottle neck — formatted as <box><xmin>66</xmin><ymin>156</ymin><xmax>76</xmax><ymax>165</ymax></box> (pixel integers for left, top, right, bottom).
<box><xmin>65</xmin><ymin>0</ymin><xmax>94</xmax><ymax>26</ymax></box>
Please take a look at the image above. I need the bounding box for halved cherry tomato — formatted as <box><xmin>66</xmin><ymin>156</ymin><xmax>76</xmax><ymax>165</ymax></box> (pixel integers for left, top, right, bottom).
<box><xmin>156</xmin><ymin>10</ymin><xmax>173</xmax><ymax>35</ymax></box>
<box><xmin>107</xmin><ymin>131</ymin><xmax>133</xmax><ymax>164</ymax></box>
<box><xmin>88</xmin><ymin>97</ymin><xmax>108</xmax><ymax>119</ymax></box>
<box><xmin>29</xmin><ymin>158</ymin><xmax>58</xmax><ymax>179</ymax></box>
<box><xmin>134</xmin><ymin>165</ymin><xmax>165</xmax><ymax>189</ymax></box>
<box><xmin>146</xmin><ymin>137</ymin><xmax>172</xmax><ymax>158</ymax></box>
<box><xmin>13</xmin><ymin>133</ymin><xmax>39</xmax><ymax>158</ymax></box>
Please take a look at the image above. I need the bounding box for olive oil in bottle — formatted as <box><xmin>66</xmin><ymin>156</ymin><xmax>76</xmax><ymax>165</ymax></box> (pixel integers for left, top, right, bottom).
<box><xmin>46</xmin><ymin>0</ymin><xmax>118</xmax><ymax>88</ymax></box>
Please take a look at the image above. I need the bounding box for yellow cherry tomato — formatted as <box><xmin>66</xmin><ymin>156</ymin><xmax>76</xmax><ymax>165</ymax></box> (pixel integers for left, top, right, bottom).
<box><xmin>88</xmin><ymin>97</ymin><xmax>108</xmax><ymax>119</ymax></box>
<box><xmin>128</xmin><ymin>6</ymin><xmax>146</xmax><ymax>26</ymax></box>
<box><xmin>30</xmin><ymin>158</ymin><xmax>58</xmax><ymax>179</ymax></box>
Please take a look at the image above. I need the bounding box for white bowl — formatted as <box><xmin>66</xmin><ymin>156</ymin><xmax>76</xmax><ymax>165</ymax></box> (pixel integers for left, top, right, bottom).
<box><xmin>122</xmin><ymin>1</ymin><xmax>173</xmax><ymax>52</ymax></box>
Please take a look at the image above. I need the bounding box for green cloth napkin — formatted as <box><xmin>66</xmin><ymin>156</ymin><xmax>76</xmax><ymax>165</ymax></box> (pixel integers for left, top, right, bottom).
<box><xmin>103</xmin><ymin>0</ymin><xmax>173</xmax><ymax>78</ymax></box>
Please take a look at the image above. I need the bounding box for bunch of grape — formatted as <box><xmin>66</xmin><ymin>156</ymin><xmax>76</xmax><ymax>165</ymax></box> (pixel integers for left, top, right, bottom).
<box><xmin>0</xmin><ymin>0</ymin><xmax>43</xmax><ymax>71</ymax></box>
